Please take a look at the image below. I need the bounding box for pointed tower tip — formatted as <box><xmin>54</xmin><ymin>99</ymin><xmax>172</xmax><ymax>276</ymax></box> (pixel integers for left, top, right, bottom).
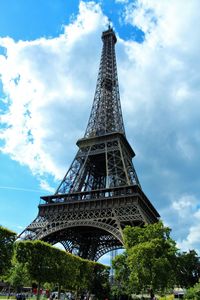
<box><xmin>108</xmin><ymin>18</ymin><xmax>112</xmax><ymax>30</ymax></box>
<box><xmin>102</xmin><ymin>20</ymin><xmax>117</xmax><ymax>43</ymax></box>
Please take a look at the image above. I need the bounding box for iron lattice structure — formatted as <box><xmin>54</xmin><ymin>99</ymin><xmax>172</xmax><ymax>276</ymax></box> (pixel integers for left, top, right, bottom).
<box><xmin>20</xmin><ymin>27</ymin><xmax>160</xmax><ymax>261</ymax></box>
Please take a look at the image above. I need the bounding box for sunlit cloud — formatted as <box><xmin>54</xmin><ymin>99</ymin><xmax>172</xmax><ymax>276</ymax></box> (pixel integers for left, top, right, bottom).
<box><xmin>0</xmin><ymin>0</ymin><xmax>200</xmax><ymax>254</ymax></box>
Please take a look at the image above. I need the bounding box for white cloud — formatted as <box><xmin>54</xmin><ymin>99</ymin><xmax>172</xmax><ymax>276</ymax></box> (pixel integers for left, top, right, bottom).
<box><xmin>116</xmin><ymin>0</ymin><xmax>200</xmax><ymax>193</ymax></box>
<box><xmin>115</xmin><ymin>0</ymin><xmax>129</xmax><ymax>3</ymax></box>
<box><xmin>194</xmin><ymin>209</ymin><xmax>200</xmax><ymax>220</ymax></box>
<box><xmin>172</xmin><ymin>194</ymin><xmax>198</xmax><ymax>216</ymax></box>
<box><xmin>177</xmin><ymin>224</ymin><xmax>200</xmax><ymax>254</ymax></box>
<box><xmin>39</xmin><ymin>179</ymin><xmax>55</xmax><ymax>194</ymax></box>
<box><xmin>0</xmin><ymin>0</ymin><xmax>200</xmax><ymax>255</ymax></box>
<box><xmin>0</xmin><ymin>1</ymin><xmax>107</xmax><ymax>189</ymax></box>
<box><xmin>158</xmin><ymin>193</ymin><xmax>200</xmax><ymax>254</ymax></box>
<box><xmin>117</xmin><ymin>0</ymin><xmax>200</xmax><ymax>254</ymax></box>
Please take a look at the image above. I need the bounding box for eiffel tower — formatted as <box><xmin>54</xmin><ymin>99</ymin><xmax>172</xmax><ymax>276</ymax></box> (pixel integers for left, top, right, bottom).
<box><xmin>20</xmin><ymin>26</ymin><xmax>160</xmax><ymax>261</ymax></box>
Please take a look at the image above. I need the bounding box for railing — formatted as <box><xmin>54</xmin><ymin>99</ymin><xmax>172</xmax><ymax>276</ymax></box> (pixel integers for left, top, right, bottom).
<box><xmin>40</xmin><ymin>184</ymin><xmax>139</xmax><ymax>205</ymax></box>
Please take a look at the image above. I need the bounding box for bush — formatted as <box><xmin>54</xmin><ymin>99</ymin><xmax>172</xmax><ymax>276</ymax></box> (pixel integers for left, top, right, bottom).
<box><xmin>185</xmin><ymin>283</ymin><xmax>200</xmax><ymax>299</ymax></box>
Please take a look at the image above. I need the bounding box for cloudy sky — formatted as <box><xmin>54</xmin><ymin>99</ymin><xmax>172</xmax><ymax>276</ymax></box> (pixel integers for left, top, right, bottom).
<box><xmin>0</xmin><ymin>0</ymin><xmax>200</xmax><ymax>263</ymax></box>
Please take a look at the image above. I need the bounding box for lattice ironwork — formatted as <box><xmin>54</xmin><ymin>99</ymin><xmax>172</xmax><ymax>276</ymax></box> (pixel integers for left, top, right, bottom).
<box><xmin>55</xmin><ymin>133</ymin><xmax>140</xmax><ymax>194</ymax></box>
<box><xmin>85</xmin><ymin>27</ymin><xmax>125</xmax><ymax>138</ymax></box>
<box><xmin>19</xmin><ymin>27</ymin><xmax>160</xmax><ymax>261</ymax></box>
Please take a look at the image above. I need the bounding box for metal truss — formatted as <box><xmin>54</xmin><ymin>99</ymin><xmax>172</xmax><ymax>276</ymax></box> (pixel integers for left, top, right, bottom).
<box><xmin>20</xmin><ymin>27</ymin><xmax>160</xmax><ymax>261</ymax></box>
<box><xmin>84</xmin><ymin>27</ymin><xmax>125</xmax><ymax>138</ymax></box>
<box><xmin>20</xmin><ymin>185</ymin><xmax>159</xmax><ymax>260</ymax></box>
<box><xmin>56</xmin><ymin>133</ymin><xmax>140</xmax><ymax>195</ymax></box>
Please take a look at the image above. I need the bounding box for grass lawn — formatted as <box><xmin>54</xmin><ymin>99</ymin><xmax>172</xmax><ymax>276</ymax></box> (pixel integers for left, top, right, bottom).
<box><xmin>0</xmin><ymin>297</ymin><xmax>47</xmax><ymax>300</ymax></box>
<box><xmin>158</xmin><ymin>296</ymin><xmax>174</xmax><ymax>300</ymax></box>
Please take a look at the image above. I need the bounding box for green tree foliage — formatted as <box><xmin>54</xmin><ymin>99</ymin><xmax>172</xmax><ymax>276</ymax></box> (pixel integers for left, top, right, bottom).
<box><xmin>89</xmin><ymin>262</ymin><xmax>110</xmax><ymax>299</ymax></box>
<box><xmin>175</xmin><ymin>250</ymin><xmax>200</xmax><ymax>288</ymax></box>
<box><xmin>124</xmin><ymin>221</ymin><xmax>177</xmax><ymax>293</ymax></box>
<box><xmin>6</xmin><ymin>261</ymin><xmax>31</xmax><ymax>292</ymax></box>
<box><xmin>0</xmin><ymin>226</ymin><xmax>16</xmax><ymax>276</ymax></box>
<box><xmin>75</xmin><ymin>258</ymin><xmax>92</xmax><ymax>294</ymax></box>
<box><xmin>112</xmin><ymin>221</ymin><xmax>178</xmax><ymax>296</ymax></box>
<box><xmin>73</xmin><ymin>258</ymin><xmax>110</xmax><ymax>299</ymax></box>
<box><xmin>15</xmin><ymin>240</ymin><xmax>110</xmax><ymax>300</ymax></box>
<box><xmin>185</xmin><ymin>282</ymin><xmax>200</xmax><ymax>299</ymax></box>
<box><xmin>15</xmin><ymin>240</ymin><xmax>56</xmax><ymax>300</ymax></box>
<box><xmin>112</xmin><ymin>252</ymin><xmax>131</xmax><ymax>297</ymax></box>
<box><xmin>51</xmin><ymin>248</ymin><xmax>79</xmax><ymax>298</ymax></box>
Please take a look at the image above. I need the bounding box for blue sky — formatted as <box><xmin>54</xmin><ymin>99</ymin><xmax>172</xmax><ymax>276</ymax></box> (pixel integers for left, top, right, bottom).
<box><xmin>0</xmin><ymin>0</ymin><xmax>200</xmax><ymax>264</ymax></box>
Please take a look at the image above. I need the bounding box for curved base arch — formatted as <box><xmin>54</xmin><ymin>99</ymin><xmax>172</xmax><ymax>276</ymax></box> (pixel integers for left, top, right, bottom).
<box><xmin>38</xmin><ymin>222</ymin><xmax>124</xmax><ymax>261</ymax></box>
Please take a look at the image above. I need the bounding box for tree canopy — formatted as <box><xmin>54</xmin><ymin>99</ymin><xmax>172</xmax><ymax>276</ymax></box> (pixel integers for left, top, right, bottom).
<box><xmin>125</xmin><ymin>221</ymin><xmax>177</xmax><ymax>292</ymax></box>
<box><xmin>175</xmin><ymin>250</ymin><xmax>200</xmax><ymax>288</ymax></box>
<box><xmin>0</xmin><ymin>226</ymin><xmax>16</xmax><ymax>276</ymax></box>
<box><xmin>113</xmin><ymin>221</ymin><xmax>178</xmax><ymax>296</ymax></box>
<box><xmin>14</xmin><ymin>240</ymin><xmax>110</xmax><ymax>299</ymax></box>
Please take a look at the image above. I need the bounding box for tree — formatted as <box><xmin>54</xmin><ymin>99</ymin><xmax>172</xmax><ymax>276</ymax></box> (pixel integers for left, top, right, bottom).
<box><xmin>51</xmin><ymin>248</ymin><xmax>79</xmax><ymax>298</ymax></box>
<box><xmin>73</xmin><ymin>257</ymin><xmax>93</xmax><ymax>298</ymax></box>
<box><xmin>6</xmin><ymin>261</ymin><xmax>31</xmax><ymax>292</ymax></box>
<box><xmin>125</xmin><ymin>221</ymin><xmax>177</xmax><ymax>294</ymax></box>
<box><xmin>15</xmin><ymin>239</ymin><xmax>110</xmax><ymax>300</ymax></box>
<box><xmin>15</xmin><ymin>240</ymin><xmax>56</xmax><ymax>300</ymax></box>
<box><xmin>89</xmin><ymin>262</ymin><xmax>110</xmax><ymax>299</ymax></box>
<box><xmin>112</xmin><ymin>252</ymin><xmax>131</xmax><ymax>298</ymax></box>
<box><xmin>185</xmin><ymin>282</ymin><xmax>200</xmax><ymax>299</ymax></box>
<box><xmin>112</xmin><ymin>221</ymin><xmax>177</xmax><ymax>297</ymax></box>
<box><xmin>175</xmin><ymin>250</ymin><xmax>200</xmax><ymax>288</ymax></box>
<box><xmin>0</xmin><ymin>226</ymin><xmax>16</xmax><ymax>276</ymax></box>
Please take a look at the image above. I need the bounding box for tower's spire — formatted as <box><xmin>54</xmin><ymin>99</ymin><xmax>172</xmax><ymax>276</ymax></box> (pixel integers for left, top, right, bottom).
<box><xmin>107</xmin><ymin>18</ymin><xmax>112</xmax><ymax>29</ymax></box>
<box><xmin>84</xmin><ymin>27</ymin><xmax>125</xmax><ymax>138</ymax></box>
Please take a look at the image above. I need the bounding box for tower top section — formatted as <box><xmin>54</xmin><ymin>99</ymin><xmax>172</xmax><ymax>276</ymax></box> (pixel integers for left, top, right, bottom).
<box><xmin>84</xmin><ymin>27</ymin><xmax>125</xmax><ymax>138</ymax></box>
<box><xmin>101</xmin><ymin>26</ymin><xmax>117</xmax><ymax>44</ymax></box>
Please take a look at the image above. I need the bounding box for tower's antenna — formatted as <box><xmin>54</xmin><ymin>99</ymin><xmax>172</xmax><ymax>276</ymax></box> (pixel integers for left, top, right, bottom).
<box><xmin>107</xmin><ymin>18</ymin><xmax>112</xmax><ymax>29</ymax></box>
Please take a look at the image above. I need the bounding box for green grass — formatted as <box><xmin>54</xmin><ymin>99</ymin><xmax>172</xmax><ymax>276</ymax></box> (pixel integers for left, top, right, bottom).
<box><xmin>0</xmin><ymin>298</ymin><xmax>16</xmax><ymax>300</ymax></box>
<box><xmin>0</xmin><ymin>298</ymin><xmax>48</xmax><ymax>300</ymax></box>
<box><xmin>158</xmin><ymin>295</ymin><xmax>174</xmax><ymax>300</ymax></box>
